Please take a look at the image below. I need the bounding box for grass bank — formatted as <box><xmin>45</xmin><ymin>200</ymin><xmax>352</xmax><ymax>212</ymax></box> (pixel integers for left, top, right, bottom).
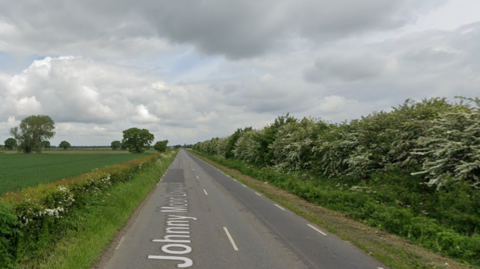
<box><xmin>20</xmin><ymin>151</ymin><xmax>177</xmax><ymax>269</ymax></box>
<box><xmin>191</xmin><ymin>150</ymin><xmax>477</xmax><ymax>269</ymax></box>
<box><xmin>0</xmin><ymin>151</ymin><xmax>177</xmax><ymax>269</ymax></box>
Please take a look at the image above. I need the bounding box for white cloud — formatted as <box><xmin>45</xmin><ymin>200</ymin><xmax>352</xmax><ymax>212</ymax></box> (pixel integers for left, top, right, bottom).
<box><xmin>132</xmin><ymin>104</ymin><xmax>160</xmax><ymax>124</ymax></box>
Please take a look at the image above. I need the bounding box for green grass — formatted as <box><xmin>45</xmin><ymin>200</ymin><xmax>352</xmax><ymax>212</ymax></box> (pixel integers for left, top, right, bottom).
<box><xmin>0</xmin><ymin>153</ymin><xmax>150</xmax><ymax>195</ymax></box>
<box><xmin>20</xmin><ymin>151</ymin><xmax>177</xmax><ymax>269</ymax></box>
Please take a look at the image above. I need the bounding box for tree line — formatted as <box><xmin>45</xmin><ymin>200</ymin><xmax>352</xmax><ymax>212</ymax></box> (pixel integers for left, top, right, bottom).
<box><xmin>1</xmin><ymin>115</ymin><xmax>168</xmax><ymax>154</ymax></box>
<box><xmin>110</xmin><ymin>127</ymin><xmax>168</xmax><ymax>153</ymax></box>
<box><xmin>193</xmin><ymin>97</ymin><xmax>480</xmax><ymax>190</ymax></box>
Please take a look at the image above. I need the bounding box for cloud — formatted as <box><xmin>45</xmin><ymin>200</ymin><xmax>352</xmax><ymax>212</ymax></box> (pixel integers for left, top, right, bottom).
<box><xmin>0</xmin><ymin>1</ymin><xmax>479</xmax><ymax>147</ymax></box>
<box><xmin>132</xmin><ymin>104</ymin><xmax>160</xmax><ymax>124</ymax></box>
<box><xmin>303</xmin><ymin>53</ymin><xmax>387</xmax><ymax>83</ymax></box>
<box><xmin>301</xmin><ymin>22</ymin><xmax>480</xmax><ymax>102</ymax></box>
<box><xmin>0</xmin><ymin>0</ymin><xmax>445</xmax><ymax>60</ymax></box>
<box><xmin>0</xmin><ymin>57</ymin><xmax>128</xmax><ymax>123</ymax></box>
<box><xmin>0</xmin><ymin>56</ymin><xmax>276</xmax><ymax>145</ymax></box>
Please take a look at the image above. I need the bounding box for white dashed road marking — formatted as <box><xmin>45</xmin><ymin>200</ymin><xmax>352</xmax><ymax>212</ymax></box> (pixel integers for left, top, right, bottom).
<box><xmin>307</xmin><ymin>224</ymin><xmax>327</xmax><ymax>236</ymax></box>
<box><xmin>223</xmin><ymin>227</ymin><xmax>239</xmax><ymax>251</ymax></box>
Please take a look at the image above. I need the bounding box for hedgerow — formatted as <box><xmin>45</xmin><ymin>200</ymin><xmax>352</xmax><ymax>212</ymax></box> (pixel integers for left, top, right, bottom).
<box><xmin>0</xmin><ymin>153</ymin><xmax>161</xmax><ymax>268</ymax></box>
<box><xmin>193</xmin><ymin>96</ymin><xmax>480</xmax><ymax>266</ymax></box>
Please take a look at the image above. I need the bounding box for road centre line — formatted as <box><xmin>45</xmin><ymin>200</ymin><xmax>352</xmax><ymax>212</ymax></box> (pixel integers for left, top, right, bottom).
<box><xmin>223</xmin><ymin>227</ymin><xmax>239</xmax><ymax>251</ymax></box>
<box><xmin>307</xmin><ymin>224</ymin><xmax>327</xmax><ymax>236</ymax></box>
<box><xmin>203</xmin><ymin>189</ymin><xmax>208</xmax><ymax>195</ymax></box>
<box><xmin>255</xmin><ymin>192</ymin><xmax>261</xmax><ymax>197</ymax></box>
<box><xmin>196</xmin><ymin>175</ymin><xmax>199</xmax><ymax>179</ymax></box>
<box><xmin>274</xmin><ymin>204</ymin><xmax>285</xmax><ymax>211</ymax></box>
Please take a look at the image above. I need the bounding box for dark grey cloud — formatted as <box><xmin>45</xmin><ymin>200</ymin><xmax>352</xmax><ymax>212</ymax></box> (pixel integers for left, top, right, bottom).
<box><xmin>0</xmin><ymin>0</ymin><xmax>445</xmax><ymax>59</ymax></box>
<box><xmin>303</xmin><ymin>54</ymin><xmax>387</xmax><ymax>83</ymax></box>
<box><xmin>144</xmin><ymin>0</ymin><xmax>446</xmax><ymax>58</ymax></box>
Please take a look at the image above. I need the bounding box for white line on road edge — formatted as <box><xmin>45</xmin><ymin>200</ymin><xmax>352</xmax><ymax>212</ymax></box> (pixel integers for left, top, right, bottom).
<box><xmin>223</xmin><ymin>227</ymin><xmax>239</xmax><ymax>251</ymax></box>
<box><xmin>307</xmin><ymin>224</ymin><xmax>327</xmax><ymax>236</ymax></box>
<box><xmin>255</xmin><ymin>192</ymin><xmax>261</xmax><ymax>197</ymax></box>
<box><xmin>274</xmin><ymin>204</ymin><xmax>285</xmax><ymax>211</ymax></box>
<box><xmin>115</xmin><ymin>236</ymin><xmax>125</xmax><ymax>250</ymax></box>
<box><xmin>203</xmin><ymin>189</ymin><xmax>208</xmax><ymax>195</ymax></box>
<box><xmin>196</xmin><ymin>175</ymin><xmax>199</xmax><ymax>179</ymax></box>
<box><xmin>242</xmin><ymin>184</ymin><xmax>247</xmax><ymax>188</ymax></box>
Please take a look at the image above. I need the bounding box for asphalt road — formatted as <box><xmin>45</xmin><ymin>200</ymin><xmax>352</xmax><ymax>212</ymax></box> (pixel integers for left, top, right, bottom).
<box><xmin>96</xmin><ymin>149</ymin><xmax>388</xmax><ymax>269</ymax></box>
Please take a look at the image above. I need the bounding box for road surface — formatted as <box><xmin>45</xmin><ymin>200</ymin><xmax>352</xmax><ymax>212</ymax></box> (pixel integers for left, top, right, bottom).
<box><xmin>96</xmin><ymin>149</ymin><xmax>388</xmax><ymax>269</ymax></box>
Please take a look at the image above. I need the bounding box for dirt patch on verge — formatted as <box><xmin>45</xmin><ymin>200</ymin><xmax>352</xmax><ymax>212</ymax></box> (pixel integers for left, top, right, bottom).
<box><xmin>196</xmin><ymin>154</ymin><xmax>474</xmax><ymax>269</ymax></box>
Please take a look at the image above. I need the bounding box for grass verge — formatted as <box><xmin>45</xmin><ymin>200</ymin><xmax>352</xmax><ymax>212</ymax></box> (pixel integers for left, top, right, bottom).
<box><xmin>20</xmin><ymin>151</ymin><xmax>177</xmax><ymax>269</ymax></box>
<box><xmin>190</xmin><ymin>150</ymin><xmax>475</xmax><ymax>269</ymax></box>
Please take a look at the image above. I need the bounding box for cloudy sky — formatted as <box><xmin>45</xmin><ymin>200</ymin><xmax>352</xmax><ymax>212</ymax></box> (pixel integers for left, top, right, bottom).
<box><xmin>0</xmin><ymin>0</ymin><xmax>479</xmax><ymax>146</ymax></box>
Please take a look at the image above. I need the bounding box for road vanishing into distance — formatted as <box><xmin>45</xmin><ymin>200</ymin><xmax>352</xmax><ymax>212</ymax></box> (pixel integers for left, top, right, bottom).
<box><xmin>96</xmin><ymin>150</ymin><xmax>388</xmax><ymax>269</ymax></box>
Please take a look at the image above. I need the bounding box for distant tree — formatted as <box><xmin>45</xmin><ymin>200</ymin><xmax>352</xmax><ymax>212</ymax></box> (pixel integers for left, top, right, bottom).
<box><xmin>120</xmin><ymin>141</ymin><xmax>127</xmax><ymax>150</ymax></box>
<box><xmin>4</xmin><ymin>138</ymin><xmax>17</xmax><ymax>150</ymax></box>
<box><xmin>41</xmin><ymin>140</ymin><xmax>51</xmax><ymax>150</ymax></box>
<box><xmin>10</xmin><ymin>115</ymin><xmax>56</xmax><ymax>153</ymax></box>
<box><xmin>111</xmin><ymin>140</ymin><xmax>121</xmax><ymax>150</ymax></box>
<box><xmin>154</xmin><ymin>140</ymin><xmax>169</xmax><ymax>153</ymax></box>
<box><xmin>59</xmin><ymin>141</ymin><xmax>71</xmax><ymax>150</ymax></box>
<box><xmin>122</xmin><ymin>128</ymin><xmax>154</xmax><ymax>153</ymax></box>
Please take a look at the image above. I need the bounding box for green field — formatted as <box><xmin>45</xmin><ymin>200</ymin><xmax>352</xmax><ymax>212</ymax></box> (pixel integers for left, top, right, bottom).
<box><xmin>0</xmin><ymin>153</ymin><xmax>150</xmax><ymax>195</ymax></box>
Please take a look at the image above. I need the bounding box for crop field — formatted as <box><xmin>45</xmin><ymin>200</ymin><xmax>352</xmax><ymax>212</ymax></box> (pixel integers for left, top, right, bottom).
<box><xmin>0</xmin><ymin>153</ymin><xmax>149</xmax><ymax>195</ymax></box>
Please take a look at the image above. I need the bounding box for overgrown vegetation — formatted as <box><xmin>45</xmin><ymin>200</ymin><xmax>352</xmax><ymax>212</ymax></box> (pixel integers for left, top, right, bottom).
<box><xmin>193</xmin><ymin>97</ymin><xmax>480</xmax><ymax>267</ymax></box>
<box><xmin>0</xmin><ymin>152</ymin><xmax>175</xmax><ymax>268</ymax></box>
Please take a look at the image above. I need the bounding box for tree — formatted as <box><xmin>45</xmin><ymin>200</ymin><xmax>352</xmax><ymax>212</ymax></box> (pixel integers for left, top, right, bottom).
<box><xmin>120</xmin><ymin>141</ymin><xmax>127</xmax><ymax>150</ymax></box>
<box><xmin>42</xmin><ymin>141</ymin><xmax>51</xmax><ymax>150</ymax></box>
<box><xmin>10</xmin><ymin>115</ymin><xmax>56</xmax><ymax>153</ymax></box>
<box><xmin>4</xmin><ymin>138</ymin><xmax>17</xmax><ymax>150</ymax></box>
<box><xmin>225</xmin><ymin>127</ymin><xmax>253</xmax><ymax>158</ymax></box>
<box><xmin>59</xmin><ymin>141</ymin><xmax>71</xmax><ymax>150</ymax></box>
<box><xmin>111</xmin><ymin>140</ymin><xmax>121</xmax><ymax>150</ymax></box>
<box><xmin>122</xmin><ymin>128</ymin><xmax>154</xmax><ymax>153</ymax></box>
<box><xmin>154</xmin><ymin>140</ymin><xmax>169</xmax><ymax>153</ymax></box>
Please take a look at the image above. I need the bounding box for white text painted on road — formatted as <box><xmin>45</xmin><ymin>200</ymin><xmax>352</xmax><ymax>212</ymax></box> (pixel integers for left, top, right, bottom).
<box><xmin>149</xmin><ymin>183</ymin><xmax>197</xmax><ymax>268</ymax></box>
